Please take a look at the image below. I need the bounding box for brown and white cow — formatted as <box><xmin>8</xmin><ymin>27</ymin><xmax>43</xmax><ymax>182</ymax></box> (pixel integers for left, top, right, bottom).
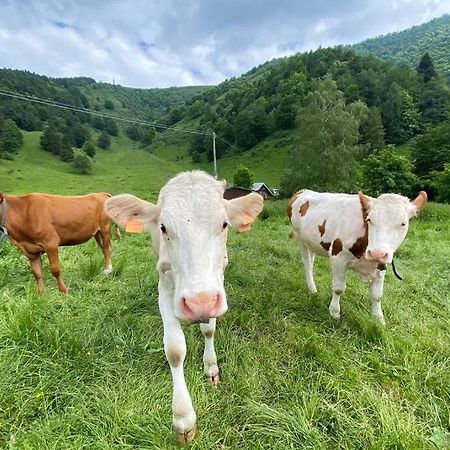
<box><xmin>288</xmin><ymin>189</ymin><xmax>427</xmax><ymax>324</ymax></box>
<box><xmin>104</xmin><ymin>170</ymin><xmax>263</xmax><ymax>443</ymax></box>
<box><xmin>0</xmin><ymin>192</ymin><xmax>115</xmax><ymax>293</ymax></box>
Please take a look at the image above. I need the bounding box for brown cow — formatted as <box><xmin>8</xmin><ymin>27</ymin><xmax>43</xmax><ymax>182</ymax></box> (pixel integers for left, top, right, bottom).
<box><xmin>0</xmin><ymin>192</ymin><xmax>115</xmax><ymax>293</ymax></box>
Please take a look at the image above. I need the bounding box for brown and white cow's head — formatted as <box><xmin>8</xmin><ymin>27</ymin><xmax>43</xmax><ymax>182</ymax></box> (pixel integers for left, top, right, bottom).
<box><xmin>358</xmin><ymin>191</ymin><xmax>427</xmax><ymax>264</ymax></box>
<box><xmin>105</xmin><ymin>171</ymin><xmax>263</xmax><ymax>323</ymax></box>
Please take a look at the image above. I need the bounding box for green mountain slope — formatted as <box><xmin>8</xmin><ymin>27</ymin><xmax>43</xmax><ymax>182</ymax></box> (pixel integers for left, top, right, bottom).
<box><xmin>351</xmin><ymin>14</ymin><xmax>450</xmax><ymax>77</ymax></box>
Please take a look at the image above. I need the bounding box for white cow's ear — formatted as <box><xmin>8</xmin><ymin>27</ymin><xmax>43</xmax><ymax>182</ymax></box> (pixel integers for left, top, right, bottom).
<box><xmin>105</xmin><ymin>194</ymin><xmax>159</xmax><ymax>232</ymax></box>
<box><xmin>224</xmin><ymin>192</ymin><xmax>264</xmax><ymax>232</ymax></box>
<box><xmin>408</xmin><ymin>191</ymin><xmax>428</xmax><ymax>218</ymax></box>
<box><xmin>358</xmin><ymin>192</ymin><xmax>373</xmax><ymax>215</ymax></box>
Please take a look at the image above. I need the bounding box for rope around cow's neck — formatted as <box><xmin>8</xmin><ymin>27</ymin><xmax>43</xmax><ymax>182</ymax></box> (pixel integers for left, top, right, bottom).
<box><xmin>377</xmin><ymin>259</ymin><xmax>403</xmax><ymax>281</ymax></box>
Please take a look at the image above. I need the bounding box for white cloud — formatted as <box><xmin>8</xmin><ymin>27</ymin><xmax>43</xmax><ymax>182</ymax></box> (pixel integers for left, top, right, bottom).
<box><xmin>0</xmin><ymin>0</ymin><xmax>448</xmax><ymax>87</ymax></box>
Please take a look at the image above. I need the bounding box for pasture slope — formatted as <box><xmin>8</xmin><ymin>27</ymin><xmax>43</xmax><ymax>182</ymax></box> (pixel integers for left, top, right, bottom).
<box><xmin>0</xmin><ymin>160</ymin><xmax>449</xmax><ymax>450</ymax></box>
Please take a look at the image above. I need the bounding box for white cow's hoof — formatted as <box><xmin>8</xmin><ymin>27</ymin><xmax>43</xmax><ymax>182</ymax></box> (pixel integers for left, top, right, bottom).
<box><xmin>308</xmin><ymin>284</ymin><xmax>318</xmax><ymax>294</ymax></box>
<box><xmin>329</xmin><ymin>306</ymin><xmax>340</xmax><ymax>320</ymax></box>
<box><xmin>103</xmin><ymin>267</ymin><xmax>113</xmax><ymax>275</ymax></box>
<box><xmin>175</xmin><ymin>424</ymin><xmax>197</xmax><ymax>444</ymax></box>
<box><xmin>207</xmin><ymin>372</ymin><xmax>220</xmax><ymax>387</ymax></box>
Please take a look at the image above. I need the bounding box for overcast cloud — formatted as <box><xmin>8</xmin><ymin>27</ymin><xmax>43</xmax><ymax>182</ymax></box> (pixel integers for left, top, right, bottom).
<box><xmin>0</xmin><ymin>0</ymin><xmax>449</xmax><ymax>88</ymax></box>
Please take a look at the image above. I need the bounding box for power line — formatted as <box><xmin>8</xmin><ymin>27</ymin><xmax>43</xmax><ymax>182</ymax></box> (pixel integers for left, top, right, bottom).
<box><xmin>0</xmin><ymin>88</ymin><xmax>210</xmax><ymax>136</ymax></box>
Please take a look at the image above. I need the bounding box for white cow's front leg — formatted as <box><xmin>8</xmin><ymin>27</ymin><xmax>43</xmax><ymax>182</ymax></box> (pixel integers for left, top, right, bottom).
<box><xmin>329</xmin><ymin>259</ymin><xmax>347</xmax><ymax>320</ymax></box>
<box><xmin>200</xmin><ymin>318</ymin><xmax>219</xmax><ymax>386</ymax></box>
<box><xmin>370</xmin><ymin>270</ymin><xmax>386</xmax><ymax>325</ymax></box>
<box><xmin>158</xmin><ymin>282</ymin><xmax>196</xmax><ymax>444</ymax></box>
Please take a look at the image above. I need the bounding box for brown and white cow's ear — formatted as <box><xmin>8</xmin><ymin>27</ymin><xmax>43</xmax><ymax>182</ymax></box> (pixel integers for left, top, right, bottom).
<box><xmin>224</xmin><ymin>192</ymin><xmax>264</xmax><ymax>232</ymax></box>
<box><xmin>358</xmin><ymin>192</ymin><xmax>373</xmax><ymax>218</ymax></box>
<box><xmin>105</xmin><ymin>194</ymin><xmax>159</xmax><ymax>233</ymax></box>
<box><xmin>408</xmin><ymin>191</ymin><xmax>428</xmax><ymax>218</ymax></box>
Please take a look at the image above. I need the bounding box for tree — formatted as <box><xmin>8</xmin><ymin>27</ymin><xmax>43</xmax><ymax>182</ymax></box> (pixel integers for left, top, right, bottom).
<box><xmin>141</xmin><ymin>127</ymin><xmax>157</xmax><ymax>146</ymax></box>
<box><xmin>104</xmin><ymin>118</ymin><xmax>118</xmax><ymax>136</ymax></box>
<box><xmin>126</xmin><ymin>124</ymin><xmax>142</xmax><ymax>141</ymax></box>
<box><xmin>0</xmin><ymin>119</ymin><xmax>23</xmax><ymax>153</ymax></box>
<box><xmin>362</xmin><ymin>145</ymin><xmax>418</xmax><ymax>196</ymax></box>
<box><xmin>72</xmin><ymin>150</ymin><xmax>92</xmax><ymax>174</ymax></box>
<box><xmin>72</xmin><ymin>123</ymin><xmax>91</xmax><ymax>148</ymax></box>
<box><xmin>233</xmin><ymin>164</ymin><xmax>254</xmax><ymax>188</ymax></box>
<box><xmin>275</xmin><ymin>95</ymin><xmax>297</xmax><ymax>129</ymax></box>
<box><xmin>281</xmin><ymin>75</ymin><xmax>367</xmax><ymax>195</ymax></box>
<box><xmin>97</xmin><ymin>131</ymin><xmax>111</xmax><ymax>149</ymax></box>
<box><xmin>92</xmin><ymin>116</ymin><xmax>105</xmax><ymax>130</ymax></box>
<box><xmin>40</xmin><ymin>126</ymin><xmax>62</xmax><ymax>154</ymax></box>
<box><xmin>416</xmin><ymin>52</ymin><xmax>436</xmax><ymax>83</ymax></box>
<box><xmin>360</xmin><ymin>106</ymin><xmax>385</xmax><ymax>152</ymax></box>
<box><xmin>191</xmin><ymin>150</ymin><xmax>201</xmax><ymax>163</ymax></box>
<box><xmin>104</xmin><ymin>99</ymin><xmax>114</xmax><ymax>110</ymax></box>
<box><xmin>432</xmin><ymin>163</ymin><xmax>450</xmax><ymax>203</ymax></box>
<box><xmin>59</xmin><ymin>135</ymin><xmax>74</xmax><ymax>162</ymax></box>
<box><xmin>82</xmin><ymin>141</ymin><xmax>96</xmax><ymax>158</ymax></box>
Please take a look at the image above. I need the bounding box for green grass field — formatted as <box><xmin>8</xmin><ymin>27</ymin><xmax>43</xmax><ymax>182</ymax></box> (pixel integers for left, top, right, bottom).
<box><xmin>0</xmin><ymin>188</ymin><xmax>449</xmax><ymax>448</ymax></box>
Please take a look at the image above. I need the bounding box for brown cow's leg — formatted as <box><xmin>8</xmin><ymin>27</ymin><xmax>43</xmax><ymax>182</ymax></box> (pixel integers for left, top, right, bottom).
<box><xmin>29</xmin><ymin>255</ymin><xmax>45</xmax><ymax>293</ymax></box>
<box><xmin>96</xmin><ymin>226</ymin><xmax>112</xmax><ymax>274</ymax></box>
<box><xmin>46</xmin><ymin>246</ymin><xmax>68</xmax><ymax>294</ymax></box>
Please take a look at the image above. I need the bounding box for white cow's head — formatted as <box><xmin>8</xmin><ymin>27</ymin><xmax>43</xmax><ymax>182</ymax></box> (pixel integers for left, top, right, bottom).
<box><xmin>105</xmin><ymin>171</ymin><xmax>263</xmax><ymax>322</ymax></box>
<box><xmin>359</xmin><ymin>191</ymin><xmax>427</xmax><ymax>264</ymax></box>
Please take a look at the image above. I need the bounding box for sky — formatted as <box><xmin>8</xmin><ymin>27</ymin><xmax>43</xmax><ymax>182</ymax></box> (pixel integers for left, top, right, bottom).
<box><xmin>0</xmin><ymin>0</ymin><xmax>449</xmax><ymax>88</ymax></box>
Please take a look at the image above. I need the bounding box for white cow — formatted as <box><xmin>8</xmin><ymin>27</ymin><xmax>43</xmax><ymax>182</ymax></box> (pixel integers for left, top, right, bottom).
<box><xmin>288</xmin><ymin>190</ymin><xmax>427</xmax><ymax>324</ymax></box>
<box><xmin>104</xmin><ymin>171</ymin><xmax>263</xmax><ymax>443</ymax></box>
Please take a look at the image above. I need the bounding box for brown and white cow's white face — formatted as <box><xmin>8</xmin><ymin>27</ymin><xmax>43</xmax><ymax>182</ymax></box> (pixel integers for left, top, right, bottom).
<box><xmin>105</xmin><ymin>171</ymin><xmax>263</xmax><ymax>323</ymax></box>
<box><xmin>359</xmin><ymin>191</ymin><xmax>427</xmax><ymax>264</ymax></box>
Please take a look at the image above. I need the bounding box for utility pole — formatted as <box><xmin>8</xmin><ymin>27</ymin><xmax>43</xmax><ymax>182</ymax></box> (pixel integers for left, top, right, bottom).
<box><xmin>212</xmin><ymin>131</ymin><xmax>217</xmax><ymax>179</ymax></box>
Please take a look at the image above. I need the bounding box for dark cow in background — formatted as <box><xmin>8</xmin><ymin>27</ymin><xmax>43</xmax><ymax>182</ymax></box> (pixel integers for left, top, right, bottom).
<box><xmin>288</xmin><ymin>190</ymin><xmax>427</xmax><ymax>324</ymax></box>
<box><xmin>0</xmin><ymin>192</ymin><xmax>116</xmax><ymax>293</ymax></box>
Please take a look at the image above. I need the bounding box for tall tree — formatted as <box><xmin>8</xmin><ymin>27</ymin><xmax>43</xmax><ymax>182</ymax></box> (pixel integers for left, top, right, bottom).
<box><xmin>360</xmin><ymin>106</ymin><xmax>385</xmax><ymax>152</ymax></box>
<box><xmin>59</xmin><ymin>135</ymin><xmax>74</xmax><ymax>162</ymax></box>
<box><xmin>0</xmin><ymin>118</ymin><xmax>23</xmax><ymax>154</ymax></box>
<box><xmin>233</xmin><ymin>164</ymin><xmax>254</xmax><ymax>188</ymax></box>
<box><xmin>281</xmin><ymin>75</ymin><xmax>367</xmax><ymax>195</ymax></box>
<box><xmin>40</xmin><ymin>126</ymin><xmax>62</xmax><ymax>154</ymax></box>
<box><xmin>416</xmin><ymin>52</ymin><xmax>436</xmax><ymax>83</ymax></box>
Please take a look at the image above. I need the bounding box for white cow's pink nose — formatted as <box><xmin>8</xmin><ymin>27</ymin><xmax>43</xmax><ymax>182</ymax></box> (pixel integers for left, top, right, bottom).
<box><xmin>367</xmin><ymin>249</ymin><xmax>389</xmax><ymax>263</ymax></box>
<box><xmin>181</xmin><ymin>292</ymin><xmax>222</xmax><ymax>322</ymax></box>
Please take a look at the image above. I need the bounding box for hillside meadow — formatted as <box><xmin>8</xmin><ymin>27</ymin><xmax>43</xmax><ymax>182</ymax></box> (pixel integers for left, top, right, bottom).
<box><xmin>0</xmin><ymin>178</ymin><xmax>449</xmax><ymax>448</ymax></box>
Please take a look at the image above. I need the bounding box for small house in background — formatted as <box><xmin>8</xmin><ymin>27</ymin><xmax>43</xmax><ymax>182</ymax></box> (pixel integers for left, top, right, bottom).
<box><xmin>252</xmin><ymin>182</ymin><xmax>274</xmax><ymax>199</ymax></box>
<box><xmin>223</xmin><ymin>186</ymin><xmax>253</xmax><ymax>200</ymax></box>
<box><xmin>223</xmin><ymin>182</ymin><xmax>275</xmax><ymax>200</ymax></box>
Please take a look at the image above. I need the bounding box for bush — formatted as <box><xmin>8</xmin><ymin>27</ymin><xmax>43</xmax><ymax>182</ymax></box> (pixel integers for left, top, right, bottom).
<box><xmin>233</xmin><ymin>164</ymin><xmax>254</xmax><ymax>188</ymax></box>
<box><xmin>432</xmin><ymin>163</ymin><xmax>450</xmax><ymax>203</ymax></box>
<box><xmin>362</xmin><ymin>145</ymin><xmax>418</xmax><ymax>196</ymax></box>
<box><xmin>97</xmin><ymin>132</ymin><xmax>111</xmax><ymax>149</ymax></box>
<box><xmin>82</xmin><ymin>141</ymin><xmax>96</xmax><ymax>158</ymax></box>
<box><xmin>72</xmin><ymin>150</ymin><xmax>92</xmax><ymax>174</ymax></box>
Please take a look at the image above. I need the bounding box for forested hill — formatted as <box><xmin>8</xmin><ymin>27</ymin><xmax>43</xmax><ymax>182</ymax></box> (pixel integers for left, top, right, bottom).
<box><xmin>351</xmin><ymin>14</ymin><xmax>450</xmax><ymax>78</ymax></box>
<box><xmin>0</xmin><ymin>68</ymin><xmax>207</xmax><ymax>126</ymax></box>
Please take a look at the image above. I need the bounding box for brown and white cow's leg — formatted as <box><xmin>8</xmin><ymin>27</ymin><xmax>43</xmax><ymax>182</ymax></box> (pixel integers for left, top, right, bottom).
<box><xmin>329</xmin><ymin>259</ymin><xmax>347</xmax><ymax>320</ymax></box>
<box><xmin>370</xmin><ymin>271</ymin><xmax>386</xmax><ymax>325</ymax></box>
<box><xmin>29</xmin><ymin>255</ymin><xmax>45</xmax><ymax>293</ymax></box>
<box><xmin>95</xmin><ymin>228</ymin><xmax>112</xmax><ymax>274</ymax></box>
<box><xmin>299</xmin><ymin>242</ymin><xmax>317</xmax><ymax>293</ymax></box>
<box><xmin>46</xmin><ymin>246</ymin><xmax>68</xmax><ymax>294</ymax></box>
<box><xmin>158</xmin><ymin>281</ymin><xmax>196</xmax><ymax>444</ymax></box>
<box><xmin>200</xmin><ymin>318</ymin><xmax>220</xmax><ymax>386</ymax></box>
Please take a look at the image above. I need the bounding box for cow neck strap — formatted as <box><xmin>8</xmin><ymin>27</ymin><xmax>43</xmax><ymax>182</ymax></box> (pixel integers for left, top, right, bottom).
<box><xmin>391</xmin><ymin>258</ymin><xmax>403</xmax><ymax>281</ymax></box>
<box><xmin>0</xmin><ymin>197</ymin><xmax>8</xmax><ymax>245</ymax></box>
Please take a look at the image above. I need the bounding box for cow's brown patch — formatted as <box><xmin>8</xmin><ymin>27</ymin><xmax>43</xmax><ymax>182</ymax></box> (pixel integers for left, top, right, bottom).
<box><xmin>286</xmin><ymin>190</ymin><xmax>303</xmax><ymax>219</ymax></box>
<box><xmin>332</xmin><ymin>238</ymin><xmax>343</xmax><ymax>256</ymax></box>
<box><xmin>349</xmin><ymin>228</ymin><xmax>368</xmax><ymax>258</ymax></box>
<box><xmin>321</xmin><ymin>241</ymin><xmax>331</xmax><ymax>251</ymax></box>
<box><xmin>204</xmin><ymin>329</ymin><xmax>214</xmax><ymax>339</ymax></box>
<box><xmin>299</xmin><ymin>201</ymin><xmax>310</xmax><ymax>216</ymax></box>
<box><xmin>318</xmin><ymin>219</ymin><xmax>326</xmax><ymax>237</ymax></box>
<box><xmin>167</xmin><ymin>345</ymin><xmax>183</xmax><ymax>368</ymax></box>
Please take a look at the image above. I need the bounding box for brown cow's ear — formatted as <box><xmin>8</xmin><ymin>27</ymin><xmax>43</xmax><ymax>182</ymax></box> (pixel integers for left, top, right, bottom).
<box><xmin>409</xmin><ymin>191</ymin><xmax>428</xmax><ymax>217</ymax></box>
<box><xmin>224</xmin><ymin>192</ymin><xmax>264</xmax><ymax>232</ymax></box>
<box><xmin>105</xmin><ymin>194</ymin><xmax>159</xmax><ymax>233</ymax></box>
<box><xmin>0</xmin><ymin>193</ymin><xmax>3</xmax><ymax>204</ymax></box>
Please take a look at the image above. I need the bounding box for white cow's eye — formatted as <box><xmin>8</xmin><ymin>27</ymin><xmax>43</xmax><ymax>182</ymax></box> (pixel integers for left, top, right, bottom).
<box><xmin>222</xmin><ymin>221</ymin><xmax>228</xmax><ymax>230</ymax></box>
<box><xmin>160</xmin><ymin>224</ymin><xmax>167</xmax><ymax>234</ymax></box>
<box><xmin>400</xmin><ymin>222</ymin><xmax>406</xmax><ymax>227</ymax></box>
